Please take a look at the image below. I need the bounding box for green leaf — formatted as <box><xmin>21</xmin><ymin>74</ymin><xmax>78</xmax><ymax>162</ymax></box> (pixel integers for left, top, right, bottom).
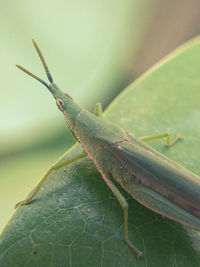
<box><xmin>1</xmin><ymin>36</ymin><xmax>200</xmax><ymax>266</ymax></box>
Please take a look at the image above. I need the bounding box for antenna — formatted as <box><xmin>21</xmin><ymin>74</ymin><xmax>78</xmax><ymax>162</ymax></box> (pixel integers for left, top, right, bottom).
<box><xmin>16</xmin><ymin>39</ymin><xmax>53</xmax><ymax>89</ymax></box>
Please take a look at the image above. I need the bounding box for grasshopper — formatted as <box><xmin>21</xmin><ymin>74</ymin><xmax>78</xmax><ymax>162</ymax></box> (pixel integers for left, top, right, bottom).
<box><xmin>16</xmin><ymin>40</ymin><xmax>200</xmax><ymax>258</ymax></box>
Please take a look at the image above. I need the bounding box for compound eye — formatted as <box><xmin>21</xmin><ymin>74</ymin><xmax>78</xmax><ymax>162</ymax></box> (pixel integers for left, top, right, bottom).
<box><xmin>56</xmin><ymin>98</ymin><xmax>65</xmax><ymax>111</ymax></box>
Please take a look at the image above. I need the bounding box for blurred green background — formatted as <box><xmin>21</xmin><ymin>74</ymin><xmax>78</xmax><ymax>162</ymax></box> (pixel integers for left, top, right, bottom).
<box><xmin>1</xmin><ymin>0</ymin><xmax>200</xmax><ymax>231</ymax></box>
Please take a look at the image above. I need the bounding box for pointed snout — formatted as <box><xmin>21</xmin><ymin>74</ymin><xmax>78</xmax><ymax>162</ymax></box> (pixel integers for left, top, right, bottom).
<box><xmin>48</xmin><ymin>83</ymin><xmax>66</xmax><ymax>100</ymax></box>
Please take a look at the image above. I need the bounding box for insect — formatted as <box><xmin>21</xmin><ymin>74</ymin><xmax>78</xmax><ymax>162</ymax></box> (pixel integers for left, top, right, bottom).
<box><xmin>16</xmin><ymin>40</ymin><xmax>200</xmax><ymax>258</ymax></box>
